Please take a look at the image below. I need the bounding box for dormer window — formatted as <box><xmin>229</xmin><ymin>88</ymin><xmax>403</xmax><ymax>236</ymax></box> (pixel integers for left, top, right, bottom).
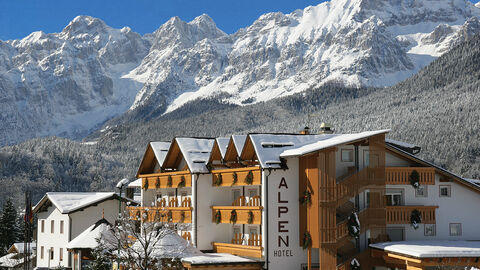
<box><xmin>261</xmin><ymin>142</ymin><xmax>294</xmax><ymax>148</ymax></box>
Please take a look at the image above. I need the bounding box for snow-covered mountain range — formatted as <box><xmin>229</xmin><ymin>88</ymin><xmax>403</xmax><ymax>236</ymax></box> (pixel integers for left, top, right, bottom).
<box><xmin>1</xmin><ymin>0</ymin><xmax>480</xmax><ymax>145</ymax></box>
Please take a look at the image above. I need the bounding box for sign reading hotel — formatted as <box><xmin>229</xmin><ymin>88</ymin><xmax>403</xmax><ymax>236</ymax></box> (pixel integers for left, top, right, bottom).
<box><xmin>268</xmin><ymin>164</ymin><xmax>308</xmax><ymax>269</ymax></box>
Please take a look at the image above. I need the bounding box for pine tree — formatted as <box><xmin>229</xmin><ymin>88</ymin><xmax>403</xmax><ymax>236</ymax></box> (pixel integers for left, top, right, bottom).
<box><xmin>85</xmin><ymin>239</ymin><xmax>112</xmax><ymax>270</ymax></box>
<box><xmin>0</xmin><ymin>199</ymin><xmax>20</xmax><ymax>255</ymax></box>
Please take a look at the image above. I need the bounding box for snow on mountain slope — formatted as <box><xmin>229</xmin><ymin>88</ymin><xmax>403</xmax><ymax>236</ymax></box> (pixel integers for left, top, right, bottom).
<box><xmin>0</xmin><ymin>16</ymin><xmax>150</xmax><ymax>145</ymax></box>
<box><xmin>127</xmin><ymin>0</ymin><xmax>480</xmax><ymax>114</ymax></box>
<box><xmin>2</xmin><ymin>0</ymin><xmax>480</xmax><ymax>145</ymax></box>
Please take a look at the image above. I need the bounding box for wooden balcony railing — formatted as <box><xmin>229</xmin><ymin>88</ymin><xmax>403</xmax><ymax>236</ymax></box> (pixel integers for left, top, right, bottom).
<box><xmin>157</xmin><ymin>197</ymin><xmax>192</xmax><ymax>208</ymax></box>
<box><xmin>211</xmin><ymin>167</ymin><xmax>262</xmax><ymax>187</ymax></box>
<box><xmin>386</xmin><ymin>167</ymin><xmax>435</xmax><ymax>185</ymax></box>
<box><xmin>386</xmin><ymin>205</ymin><xmax>438</xmax><ymax>224</ymax></box>
<box><xmin>212</xmin><ymin>233</ymin><xmax>263</xmax><ymax>258</ymax></box>
<box><xmin>140</xmin><ymin>171</ymin><xmax>191</xmax><ymax>189</ymax></box>
<box><xmin>331</xmin><ymin>168</ymin><xmax>384</xmax><ymax>207</ymax></box>
<box><xmin>212</xmin><ymin>196</ymin><xmax>262</xmax><ymax>224</ymax></box>
<box><xmin>127</xmin><ymin>206</ymin><xmax>192</xmax><ymax>223</ymax></box>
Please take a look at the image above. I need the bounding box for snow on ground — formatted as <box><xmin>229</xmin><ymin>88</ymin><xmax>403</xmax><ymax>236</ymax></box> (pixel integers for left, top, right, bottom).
<box><xmin>370</xmin><ymin>241</ymin><xmax>480</xmax><ymax>258</ymax></box>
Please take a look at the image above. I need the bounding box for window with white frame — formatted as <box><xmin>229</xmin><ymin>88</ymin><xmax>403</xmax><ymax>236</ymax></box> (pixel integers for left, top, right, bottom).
<box><xmin>424</xmin><ymin>224</ymin><xmax>436</xmax><ymax>236</ymax></box>
<box><xmin>341</xmin><ymin>149</ymin><xmax>354</xmax><ymax>162</ymax></box>
<box><xmin>248</xmin><ymin>189</ymin><xmax>257</xmax><ymax>198</ymax></box>
<box><xmin>386</xmin><ymin>190</ymin><xmax>403</xmax><ymax>206</ymax></box>
<box><xmin>450</xmin><ymin>223</ymin><xmax>462</xmax><ymax>236</ymax></box>
<box><xmin>415</xmin><ymin>185</ymin><xmax>428</xmax><ymax>197</ymax></box>
<box><xmin>440</xmin><ymin>185</ymin><xmax>451</xmax><ymax>197</ymax></box>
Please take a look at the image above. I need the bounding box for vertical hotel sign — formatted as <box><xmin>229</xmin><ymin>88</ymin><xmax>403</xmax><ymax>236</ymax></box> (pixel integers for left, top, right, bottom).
<box><xmin>274</xmin><ymin>177</ymin><xmax>293</xmax><ymax>257</ymax></box>
<box><xmin>268</xmin><ymin>165</ymin><xmax>308</xmax><ymax>270</ymax></box>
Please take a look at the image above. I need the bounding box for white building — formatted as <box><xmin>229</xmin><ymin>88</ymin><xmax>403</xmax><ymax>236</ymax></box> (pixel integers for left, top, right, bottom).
<box><xmin>33</xmin><ymin>192</ymin><xmax>130</xmax><ymax>269</ymax></box>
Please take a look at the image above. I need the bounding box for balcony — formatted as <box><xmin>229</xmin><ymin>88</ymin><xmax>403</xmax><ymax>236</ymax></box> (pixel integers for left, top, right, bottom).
<box><xmin>212</xmin><ymin>233</ymin><xmax>263</xmax><ymax>258</ymax></box>
<box><xmin>211</xmin><ymin>167</ymin><xmax>261</xmax><ymax>187</ymax></box>
<box><xmin>127</xmin><ymin>200</ymin><xmax>193</xmax><ymax>223</ymax></box>
<box><xmin>386</xmin><ymin>205</ymin><xmax>438</xmax><ymax>224</ymax></box>
<box><xmin>211</xmin><ymin>196</ymin><xmax>262</xmax><ymax>224</ymax></box>
<box><xmin>141</xmin><ymin>171</ymin><xmax>191</xmax><ymax>189</ymax></box>
<box><xmin>386</xmin><ymin>167</ymin><xmax>435</xmax><ymax>185</ymax></box>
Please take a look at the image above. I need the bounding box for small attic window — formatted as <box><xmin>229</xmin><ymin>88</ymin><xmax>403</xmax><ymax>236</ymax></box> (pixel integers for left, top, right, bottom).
<box><xmin>261</xmin><ymin>142</ymin><xmax>294</xmax><ymax>148</ymax></box>
<box><xmin>193</xmin><ymin>160</ymin><xmax>205</xmax><ymax>164</ymax></box>
<box><xmin>188</xmin><ymin>151</ymin><xmax>210</xmax><ymax>154</ymax></box>
<box><xmin>160</xmin><ymin>149</ymin><xmax>168</xmax><ymax>152</ymax></box>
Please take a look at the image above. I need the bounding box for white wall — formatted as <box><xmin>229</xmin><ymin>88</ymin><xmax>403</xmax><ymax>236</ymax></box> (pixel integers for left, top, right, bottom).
<box><xmin>196</xmin><ymin>174</ymin><xmax>231</xmax><ymax>250</ymax></box>
<box><xmin>36</xmin><ymin>207</ymin><xmax>70</xmax><ymax>268</ymax></box>
<box><xmin>387</xmin><ymin>173</ymin><xmax>480</xmax><ymax>241</ymax></box>
<box><xmin>266</xmin><ymin>157</ymin><xmax>309</xmax><ymax>270</ymax></box>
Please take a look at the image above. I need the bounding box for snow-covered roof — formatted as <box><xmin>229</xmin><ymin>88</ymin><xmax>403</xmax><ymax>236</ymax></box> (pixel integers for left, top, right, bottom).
<box><xmin>128</xmin><ymin>178</ymin><xmax>143</xmax><ymax>188</ymax></box>
<box><xmin>370</xmin><ymin>241</ymin><xmax>480</xmax><ymax>258</ymax></box>
<box><xmin>10</xmin><ymin>243</ymin><xmax>36</xmax><ymax>254</ymax></box>
<box><xmin>182</xmin><ymin>253</ymin><xmax>257</xmax><ymax>265</ymax></box>
<box><xmin>128</xmin><ymin>229</ymin><xmax>202</xmax><ymax>259</ymax></box>
<box><xmin>281</xmin><ymin>130</ymin><xmax>390</xmax><ymax>158</ymax></box>
<box><xmin>175</xmin><ymin>138</ymin><xmax>214</xmax><ymax>173</ymax></box>
<box><xmin>248</xmin><ymin>134</ymin><xmax>331</xmax><ymax>168</ymax></box>
<box><xmin>0</xmin><ymin>253</ymin><xmax>34</xmax><ymax>268</ymax></box>
<box><xmin>216</xmin><ymin>137</ymin><xmax>230</xmax><ymax>158</ymax></box>
<box><xmin>150</xmin><ymin>142</ymin><xmax>171</xmax><ymax>167</ymax></box>
<box><xmin>66</xmin><ymin>219</ymin><xmax>114</xmax><ymax>250</ymax></box>
<box><xmin>464</xmin><ymin>178</ymin><xmax>480</xmax><ymax>188</ymax></box>
<box><xmin>34</xmin><ymin>192</ymin><xmax>120</xmax><ymax>214</ymax></box>
<box><xmin>386</xmin><ymin>138</ymin><xmax>419</xmax><ymax>150</ymax></box>
<box><xmin>232</xmin><ymin>135</ymin><xmax>247</xmax><ymax>155</ymax></box>
<box><xmin>386</xmin><ymin>138</ymin><xmax>421</xmax><ymax>154</ymax></box>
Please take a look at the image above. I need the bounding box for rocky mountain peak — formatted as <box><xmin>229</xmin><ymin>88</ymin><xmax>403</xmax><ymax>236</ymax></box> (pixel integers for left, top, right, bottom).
<box><xmin>61</xmin><ymin>15</ymin><xmax>109</xmax><ymax>38</ymax></box>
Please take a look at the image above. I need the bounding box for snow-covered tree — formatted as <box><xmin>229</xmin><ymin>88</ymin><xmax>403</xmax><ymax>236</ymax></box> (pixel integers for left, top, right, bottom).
<box><xmin>0</xmin><ymin>198</ymin><xmax>20</xmax><ymax>255</ymax></box>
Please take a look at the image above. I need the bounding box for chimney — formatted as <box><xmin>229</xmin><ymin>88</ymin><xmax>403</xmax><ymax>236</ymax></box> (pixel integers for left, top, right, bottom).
<box><xmin>300</xmin><ymin>126</ymin><xmax>311</xmax><ymax>135</ymax></box>
<box><xmin>319</xmin><ymin>122</ymin><xmax>334</xmax><ymax>134</ymax></box>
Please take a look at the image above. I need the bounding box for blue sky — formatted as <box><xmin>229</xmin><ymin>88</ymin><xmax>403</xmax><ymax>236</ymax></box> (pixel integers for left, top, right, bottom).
<box><xmin>1</xmin><ymin>0</ymin><xmax>479</xmax><ymax>41</ymax></box>
<box><xmin>0</xmin><ymin>0</ymin><xmax>323</xmax><ymax>40</ymax></box>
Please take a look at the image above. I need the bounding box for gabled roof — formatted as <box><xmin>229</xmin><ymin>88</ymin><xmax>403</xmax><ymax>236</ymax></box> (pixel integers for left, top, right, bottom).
<box><xmin>281</xmin><ymin>130</ymin><xmax>390</xmax><ymax>157</ymax></box>
<box><xmin>136</xmin><ymin>141</ymin><xmax>171</xmax><ymax>177</ymax></box>
<box><xmin>163</xmin><ymin>138</ymin><xmax>215</xmax><ymax>174</ymax></box>
<box><xmin>223</xmin><ymin>135</ymin><xmax>247</xmax><ymax>162</ymax></box>
<box><xmin>386</xmin><ymin>144</ymin><xmax>480</xmax><ymax>193</ymax></box>
<box><xmin>242</xmin><ymin>134</ymin><xmax>332</xmax><ymax>169</ymax></box>
<box><xmin>8</xmin><ymin>243</ymin><xmax>36</xmax><ymax>254</ymax></box>
<box><xmin>208</xmin><ymin>137</ymin><xmax>230</xmax><ymax>163</ymax></box>
<box><xmin>33</xmin><ymin>192</ymin><xmax>134</xmax><ymax>214</ymax></box>
<box><xmin>66</xmin><ymin>218</ymin><xmax>114</xmax><ymax>250</ymax></box>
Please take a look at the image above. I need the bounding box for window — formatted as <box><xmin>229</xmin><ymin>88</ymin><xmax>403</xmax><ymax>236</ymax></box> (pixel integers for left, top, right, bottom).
<box><xmin>341</xmin><ymin>149</ymin><xmax>353</xmax><ymax>162</ymax></box>
<box><xmin>41</xmin><ymin>246</ymin><xmax>44</xmax><ymax>259</ymax></box>
<box><xmin>424</xmin><ymin>224</ymin><xmax>436</xmax><ymax>236</ymax></box>
<box><xmin>249</xmin><ymin>226</ymin><xmax>258</xmax><ymax>235</ymax></box>
<box><xmin>248</xmin><ymin>189</ymin><xmax>257</xmax><ymax>198</ymax></box>
<box><xmin>386</xmin><ymin>227</ymin><xmax>404</xmax><ymax>241</ymax></box>
<box><xmin>386</xmin><ymin>190</ymin><xmax>403</xmax><ymax>206</ymax></box>
<box><xmin>51</xmin><ymin>220</ymin><xmax>54</xmax><ymax>233</ymax></box>
<box><xmin>50</xmin><ymin>248</ymin><xmax>54</xmax><ymax>260</ymax></box>
<box><xmin>155</xmin><ymin>193</ymin><xmax>162</xmax><ymax>206</ymax></box>
<box><xmin>41</xmin><ymin>220</ymin><xmax>45</xmax><ymax>233</ymax></box>
<box><xmin>440</xmin><ymin>185</ymin><xmax>451</xmax><ymax>197</ymax></box>
<box><xmin>233</xmin><ymin>226</ymin><xmax>241</xmax><ymax>235</ymax></box>
<box><xmin>415</xmin><ymin>186</ymin><xmax>428</xmax><ymax>197</ymax></box>
<box><xmin>450</xmin><ymin>223</ymin><xmax>462</xmax><ymax>236</ymax></box>
<box><xmin>59</xmin><ymin>248</ymin><xmax>63</xmax><ymax>261</ymax></box>
<box><xmin>233</xmin><ymin>189</ymin><xmax>241</xmax><ymax>201</ymax></box>
<box><xmin>60</xmin><ymin>220</ymin><xmax>64</xmax><ymax>234</ymax></box>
